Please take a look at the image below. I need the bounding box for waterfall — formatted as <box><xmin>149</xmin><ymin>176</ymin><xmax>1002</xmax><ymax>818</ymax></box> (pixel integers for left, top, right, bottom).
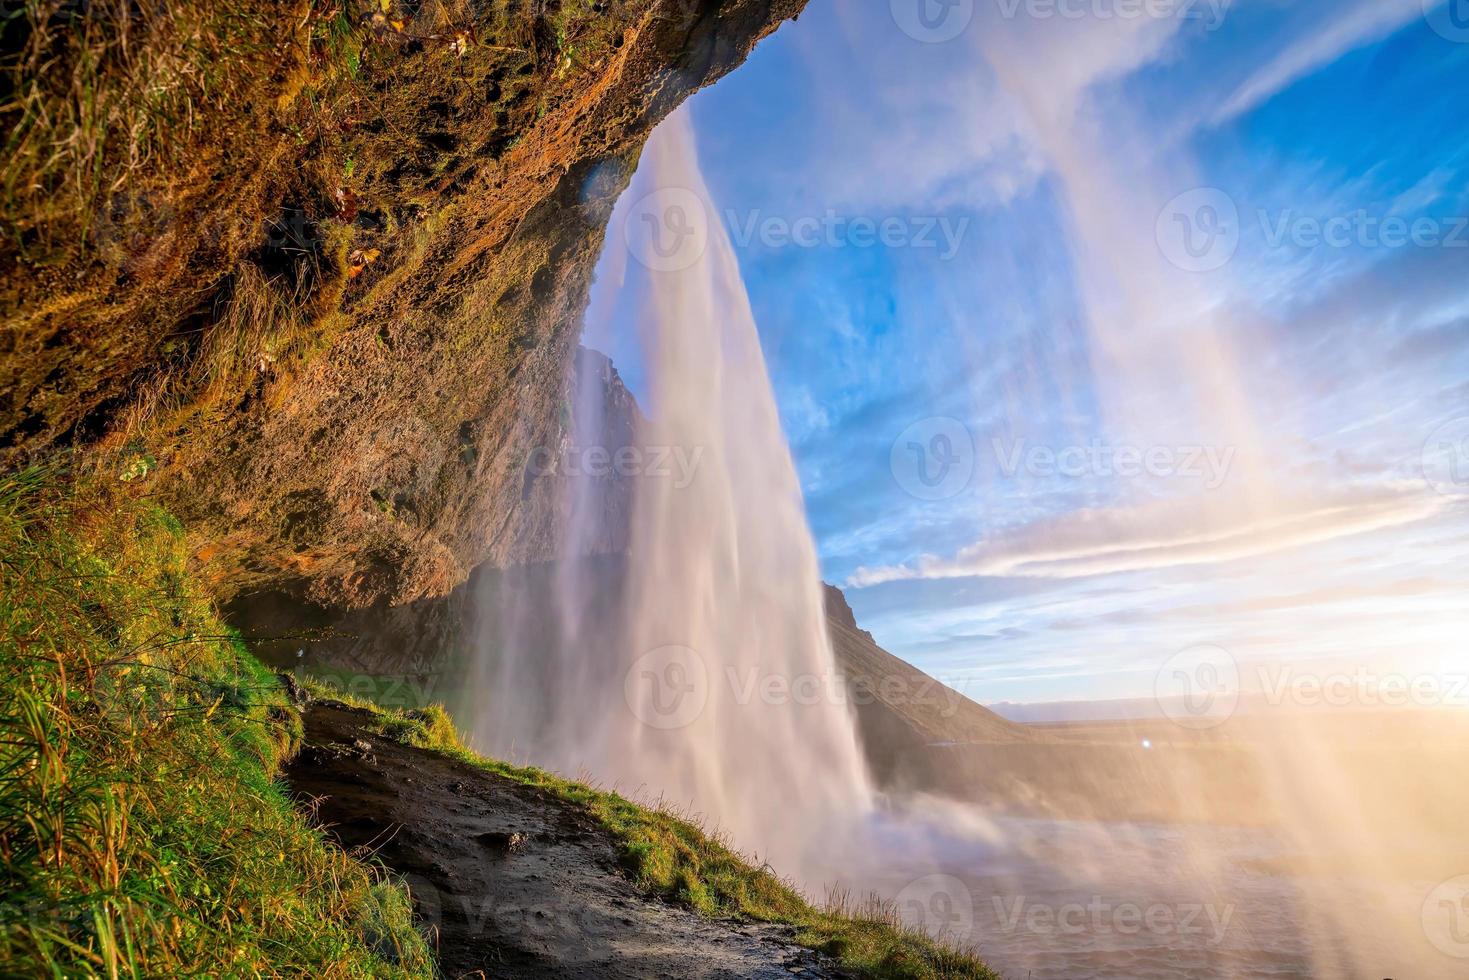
<box><xmin>469</xmin><ymin>109</ymin><xmax>872</xmax><ymax>880</ymax></box>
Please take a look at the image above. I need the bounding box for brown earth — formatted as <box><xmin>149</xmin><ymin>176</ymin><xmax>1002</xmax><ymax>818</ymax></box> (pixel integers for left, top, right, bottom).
<box><xmin>285</xmin><ymin>701</ymin><xmax>849</xmax><ymax>979</ymax></box>
<box><xmin>2</xmin><ymin>0</ymin><xmax>806</xmax><ymax>611</ymax></box>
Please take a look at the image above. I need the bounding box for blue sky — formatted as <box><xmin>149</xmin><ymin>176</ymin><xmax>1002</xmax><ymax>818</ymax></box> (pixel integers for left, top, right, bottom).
<box><xmin>587</xmin><ymin>0</ymin><xmax>1469</xmax><ymax>711</ymax></box>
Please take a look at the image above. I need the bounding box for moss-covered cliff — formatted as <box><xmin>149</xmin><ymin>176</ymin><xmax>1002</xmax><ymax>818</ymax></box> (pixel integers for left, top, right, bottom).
<box><xmin>2</xmin><ymin>0</ymin><xmax>805</xmax><ymax>610</ymax></box>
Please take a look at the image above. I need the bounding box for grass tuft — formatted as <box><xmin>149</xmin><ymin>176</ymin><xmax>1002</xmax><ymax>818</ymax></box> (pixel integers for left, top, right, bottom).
<box><xmin>1</xmin><ymin>0</ymin><xmax>296</xmax><ymax>254</ymax></box>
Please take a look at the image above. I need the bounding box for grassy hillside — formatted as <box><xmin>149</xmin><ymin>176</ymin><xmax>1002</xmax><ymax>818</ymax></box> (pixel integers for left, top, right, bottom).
<box><xmin>0</xmin><ymin>460</ymin><xmax>999</xmax><ymax>978</ymax></box>
<box><xmin>0</xmin><ymin>462</ymin><xmax>431</xmax><ymax>977</ymax></box>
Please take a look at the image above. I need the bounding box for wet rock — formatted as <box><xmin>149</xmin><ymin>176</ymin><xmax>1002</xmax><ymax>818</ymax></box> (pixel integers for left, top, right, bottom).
<box><xmin>275</xmin><ymin>672</ymin><xmax>310</xmax><ymax>707</ymax></box>
<box><xmin>476</xmin><ymin>830</ymin><xmax>527</xmax><ymax>853</ymax></box>
<box><xmin>286</xmin><ymin>702</ymin><xmax>849</xmax><ymax>979</ymax></box>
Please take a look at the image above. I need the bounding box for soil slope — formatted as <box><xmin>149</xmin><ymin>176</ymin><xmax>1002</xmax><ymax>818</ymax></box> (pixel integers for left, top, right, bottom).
<box><xmin>821</xmin><ymin>586</ymin><xmax>1035</xmax><ymax>783</ymax></box>
<box><xmin>286</xmin><ymin>702</ymin><xmax>847</xmax><ymax>979</ymax></box>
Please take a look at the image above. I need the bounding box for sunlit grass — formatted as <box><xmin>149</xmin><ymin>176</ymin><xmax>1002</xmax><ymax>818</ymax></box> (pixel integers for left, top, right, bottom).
<box><xmin>0</xmin><ymin>463</ymin><xmax>432</xmax><ymax>977</ymax></box>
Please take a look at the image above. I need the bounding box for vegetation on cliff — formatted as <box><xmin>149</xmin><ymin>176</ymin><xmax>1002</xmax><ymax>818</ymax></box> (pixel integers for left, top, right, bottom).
<box><xmin>3</xmin><ymin>0</ymin><xmax>806</xmax><ymax>612</ymax></box>
<box><xmin>0</xmin><ymin>463</ymin><xmax>431</xmax><ymax>976</ymax></box>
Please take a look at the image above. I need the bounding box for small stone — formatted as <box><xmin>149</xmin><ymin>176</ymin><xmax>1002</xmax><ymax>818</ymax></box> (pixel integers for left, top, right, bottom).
<box><xmin>476</xmin><ymin>830</ymin><xmax>527</xmax><ymax>853</ymax></box>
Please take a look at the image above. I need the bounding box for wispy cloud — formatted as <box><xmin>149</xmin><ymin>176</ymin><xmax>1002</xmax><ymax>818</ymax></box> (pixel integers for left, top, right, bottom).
<box><xmin>1209</xmin><ymin>0</ymin><xmax>1424</xmax><ymax>126</ymax></box>
<box><xmin>849</xmin><ymin>489</ymin><xmax>1445</xmax><ymax>586</ymax></box>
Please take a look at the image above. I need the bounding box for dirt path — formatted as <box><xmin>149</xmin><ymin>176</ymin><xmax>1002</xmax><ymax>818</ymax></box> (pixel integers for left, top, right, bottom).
<box><xmin>285</xmin><ymin>703</ymin><xmax>846</xmax><ymax>979</ymax></box>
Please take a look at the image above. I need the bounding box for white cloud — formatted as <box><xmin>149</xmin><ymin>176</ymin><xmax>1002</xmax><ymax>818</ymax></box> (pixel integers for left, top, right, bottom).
<box><xmin>849</xmin><ymin>487</ymin><xmax>1444</xmax><ymax>586</ymax></box>
<box><xmin>1209</xmin><ymin>0</ymin><xmax>1423</xmax><ymax>126</ymax></box>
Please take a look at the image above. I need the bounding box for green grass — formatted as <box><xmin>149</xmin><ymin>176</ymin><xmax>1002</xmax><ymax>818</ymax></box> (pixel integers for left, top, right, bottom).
<box><xmin>1</xmin><ymin>0</ymin><xmax>294</xmax><ymax>253</ymax></box>
<box><xmin>0</xmin><ymin>463</ymin><xmax>432</xmax><ymax>977</ymax></box>
<box><xmin>325</xmin><ymin>686</ymin><xmax>1002</xmax><ymax>980</ymax></box>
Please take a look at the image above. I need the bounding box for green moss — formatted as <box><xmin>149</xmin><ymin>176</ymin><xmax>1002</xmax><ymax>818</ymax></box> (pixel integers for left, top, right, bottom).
<box><xmin>0</xmin><ymin>465</ymin><xmax>433</xmax><ymax>977</ymax></box>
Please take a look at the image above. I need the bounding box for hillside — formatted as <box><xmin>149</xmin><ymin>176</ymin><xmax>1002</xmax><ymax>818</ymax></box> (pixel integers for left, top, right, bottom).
<box><xmin>224</xmin><ymin>554</ymin><xmax>1033</xmax><ymax>789</ymax></box>
<box><xmin>822</xmin><ymin>585</ymin><xmax>1034</xmax><ymax>783</ymax></box>
<box><xmin>0</xmin><ymin>466</ymin><xmax>999</xmax><ymax>977</ymax></box>
<box><xmin>288</xmin><ymin>697</ymin><xmax>1000</xmax><ymax>979</ymax></box>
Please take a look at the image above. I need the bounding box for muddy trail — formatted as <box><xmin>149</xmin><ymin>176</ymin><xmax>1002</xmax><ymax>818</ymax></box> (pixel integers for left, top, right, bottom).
<box><xmin>284</xmin><ymin>703</ymin><xmax>846</xmax><ymax>979</ymax></box>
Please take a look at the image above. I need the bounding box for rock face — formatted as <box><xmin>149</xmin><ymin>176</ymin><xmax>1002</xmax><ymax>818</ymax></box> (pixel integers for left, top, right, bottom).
<box><xmin>2</xmin><ymin>0</ymin><xmax>808</xmax><ymax>611</ymax></box>
<box><xmin>822</xmin><ymin>583</ymin><xmax>874</xmax><ymax>642</ymax></box>
<box><xmin>822</xmin><ymin>583</ymin><xmax>1035</xmax><ymax>784</ymax></box>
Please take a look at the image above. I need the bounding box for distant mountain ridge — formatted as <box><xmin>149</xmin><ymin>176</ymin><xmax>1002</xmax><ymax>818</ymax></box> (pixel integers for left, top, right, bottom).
<box><xmin>821</xmin><ymin>584</ymin><xmax>1034</xmax><ymax>783</ymax></box>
